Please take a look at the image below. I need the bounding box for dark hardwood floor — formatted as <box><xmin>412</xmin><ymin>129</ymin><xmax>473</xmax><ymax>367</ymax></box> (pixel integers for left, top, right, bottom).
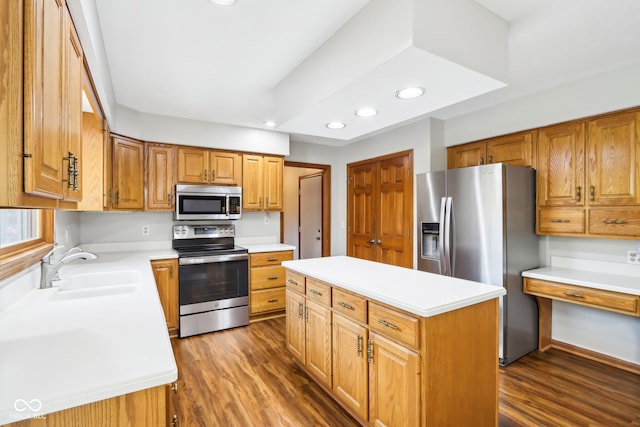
<box><xmin>171</xmin><ymin>317</ymin><xmax>640</xmax><ymax>427</ymax></box>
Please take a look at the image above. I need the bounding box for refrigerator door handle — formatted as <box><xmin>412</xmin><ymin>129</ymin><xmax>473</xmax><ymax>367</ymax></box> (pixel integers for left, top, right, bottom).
<box><xmin>438</xmin><ymin>197</ymin><xmax>447</xmax><ymax>275</ymax></box>
<box><xmin>443</xmin><ymin>197</ymin><xmax>453</xmax><ymax>276</ymax></box>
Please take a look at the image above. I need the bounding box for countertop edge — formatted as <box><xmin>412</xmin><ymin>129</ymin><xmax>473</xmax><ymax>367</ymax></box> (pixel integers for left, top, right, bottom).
<box><xmin>522</xmin><ymin>268</ymin><xmax>640</xmax><ymax>296</ymax></box>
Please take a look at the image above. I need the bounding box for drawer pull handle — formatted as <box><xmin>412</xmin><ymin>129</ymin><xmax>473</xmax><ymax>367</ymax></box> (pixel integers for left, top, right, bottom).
<box><xmin>171</xmin><ymin>383</ymin><xmax>178</xmax><ymax>393</ymax></box>
<box><xmin>309</xmin><ymin>288</ymin><xmax>323</xmax><ymax>296</ymax></box>
<box><xmin>603</xmin><ymin>219</ymin><xmax>628</xmax><ymax>225</ymax></box>
<box><xmin>563</xmin><ymin>292</ymin><xmax>584</xmax><ymax>299</ymax></box>
<box><xmin>356</xmin><ymin>334</ymin><xmax>363</xmax><ymax>356</ymax></box>
<box><xmin>551</xmin><ymin>219</ymin><xmax>570</xmax><ymax>223</ymax></box>
<box><xmin>288</xmin><ymin>279</ymin><xmax>299</xmax><ymax>286</ymax></box>
<box><xmin>268</xmin><ymin>276</ymin><xmax>279</xmax><ymax>280</ymax></box>
<box><xmin>576</xmin><ymin>186</ymin><xmax>582</xmax><ymax>202</ymax></box>
<box><xmin>590</xmin><ymin>185</ymin><xmax>595</xmax><ymax>201</ymax></box>
<box><xmin>267</xmin><ymin>257</ymin><xmax>278</xmax><ymax>262</ymax></box>
<box><xmin>338</xmin><ymin>301</ymin><xmax>354</xmax><ymax>310</ymax></box>
<box><xmin>377</xmin><ymin>319</ymin><xmax>399</xmax><ymax>330</ymax></box>
<box><xmin>268</xmin><ymin>298</ymin><xmax>279</xmax><ymax>303</ymax></box>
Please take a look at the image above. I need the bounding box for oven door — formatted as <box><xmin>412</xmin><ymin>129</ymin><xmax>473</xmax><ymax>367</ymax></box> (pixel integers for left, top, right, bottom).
<box><xmin>178</xmin><ymin>253</ymin><xmax>248</xmax><ymax>313</ymax></box>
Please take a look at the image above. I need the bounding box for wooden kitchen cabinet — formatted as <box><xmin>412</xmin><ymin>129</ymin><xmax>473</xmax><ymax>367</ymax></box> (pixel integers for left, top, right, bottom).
<box><xmin>146</xmin><ymin>143</ymin><xmax>176</xmax><ymax>211</ymax></box>
<box><xmin>242</xmin><ymin>154</ymin><xmax>283</xmax><ymax>211</ymax></box>
<box><xmin>177</xmin><ymin>147</ymin><xmax>242</xmax><ymax>186</ymax></box>
<box><xmin>249</xmin><ymin>251</ymin><xmax>293</xmax><ymax>320</ymax></box>
<box><xmin>447</xmin><ymin>130</ymin><xmax>536</xmax><ymax>169</ymax></box>
<box><xmin>151</xmin><ymin>259</ymin><xmax>179</xmax><ymax>337</ymax></box>
<box><xmin>286</xmin><ymin>288</ymin><xmax>306</xmax><ymax>362</ymax></box>
<box><xmin>111</xmin><ymin>135</ymin><xmax>145</xmax><ymax>210</ymax></box>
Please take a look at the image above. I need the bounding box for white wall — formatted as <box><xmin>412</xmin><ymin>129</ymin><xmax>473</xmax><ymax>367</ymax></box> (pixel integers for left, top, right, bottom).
<box><xmin>283</xmin><ymin>167</ymin><xmax>322</xmax><ymax>258</ymax></box>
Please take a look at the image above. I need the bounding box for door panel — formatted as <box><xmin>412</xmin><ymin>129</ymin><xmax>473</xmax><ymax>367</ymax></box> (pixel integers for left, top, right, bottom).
<box><xmin>348</xmin><ymin>162</ymin><xmax>377</xmax><ymax>261</ymax></box>
<box><xmin>299</xmin><ymin>174</ymin><xmax>322</xmax><ymax>259</ymax></box>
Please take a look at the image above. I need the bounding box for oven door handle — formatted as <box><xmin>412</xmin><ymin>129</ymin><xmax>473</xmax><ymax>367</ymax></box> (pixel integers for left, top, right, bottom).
<box><xmin>179</xmin><ymin>253</ymin><xmax>249</xmax><ymax>265</ymax></box>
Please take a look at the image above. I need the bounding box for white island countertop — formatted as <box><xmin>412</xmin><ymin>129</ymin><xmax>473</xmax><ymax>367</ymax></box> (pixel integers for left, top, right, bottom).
<box><xmin>282</xmin><ymin>256</ymin><xmax>506</xmax><ymax>317</ymax></box>
<box><xmin>0</xmin><ymin>250</ymin><xmax>178</xmax><ymax>424</ymax></box>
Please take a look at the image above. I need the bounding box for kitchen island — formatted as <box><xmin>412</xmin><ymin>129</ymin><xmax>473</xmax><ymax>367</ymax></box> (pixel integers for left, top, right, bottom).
<box><xmin>282</xmin><ymin>256</ymin><xmax>506</xmax><ymax>427</ymax></box>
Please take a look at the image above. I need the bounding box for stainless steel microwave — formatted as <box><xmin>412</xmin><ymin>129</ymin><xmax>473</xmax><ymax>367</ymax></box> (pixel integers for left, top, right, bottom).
<box><xmin>174</xmin><ymin>185</ymin><xmax>242</xmax><ymax>220</ymax></box>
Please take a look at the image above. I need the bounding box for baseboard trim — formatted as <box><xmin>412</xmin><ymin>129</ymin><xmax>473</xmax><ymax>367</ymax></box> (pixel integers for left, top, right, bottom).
<box><xmin>550</xmin><ymin>340</ymin><xmax>640</xmax><ymax>376</ymax></box>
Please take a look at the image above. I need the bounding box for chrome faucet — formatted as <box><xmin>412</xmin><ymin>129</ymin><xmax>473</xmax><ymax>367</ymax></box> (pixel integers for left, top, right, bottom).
<box><xmin>40</xmin><ymin>246</ymin><xmax>99</xmax><ymax>289</ymax></box>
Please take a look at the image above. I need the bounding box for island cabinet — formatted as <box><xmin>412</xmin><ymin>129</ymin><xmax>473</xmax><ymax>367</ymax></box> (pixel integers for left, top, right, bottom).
<box><xmin>249</xmin><ymin>250</ymin><xmax>293</xmax><ymax>320</ymax></box>
<box><xmin>284</xmin><ymin>257</ymin><xmax>501</xmax><ymax>427</ymax></box>
<box><xmin>447</xmin><ymin>130</ymin><xmax>536</xmax><ymax>169</ymax></box>
<box><xmin>177</xmin><ymin>147</ymin><xmax>242</xmax><ymax>186</ymax></box>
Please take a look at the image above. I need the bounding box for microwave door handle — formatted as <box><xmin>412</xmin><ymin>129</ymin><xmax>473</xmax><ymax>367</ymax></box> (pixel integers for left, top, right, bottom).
<box><xmin>226</xmin><ymin>195</ymin><xmax>230</xmax><ymax>217</ymax></box>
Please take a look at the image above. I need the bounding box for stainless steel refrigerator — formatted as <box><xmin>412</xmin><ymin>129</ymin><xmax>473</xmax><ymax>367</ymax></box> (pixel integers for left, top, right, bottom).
<box><xmin>416</xmin><ymin>163</ymin><xmax>539</xmax><ymax>366</ymax></box>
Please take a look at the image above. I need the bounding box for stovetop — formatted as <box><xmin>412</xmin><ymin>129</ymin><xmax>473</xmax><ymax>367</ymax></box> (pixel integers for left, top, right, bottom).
<box><xmin>172</xmin><ymin>223</ymin><xmax>247</xmax><ymax>257</ymax></box>
<box><xmin>174</xmin><ymin>245</ymin><xmax>248</xmax><ymax>258</ymax></box>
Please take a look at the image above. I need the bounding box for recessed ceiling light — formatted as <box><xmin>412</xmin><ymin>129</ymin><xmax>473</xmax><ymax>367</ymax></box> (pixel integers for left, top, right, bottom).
<box><xmin>209</xmin><ymin>0</ymin><xmax>237</xmax><ymax>5</ymax></box>
<box><xmin>326</xmin><ymin>121</ymin><xmax>346</xmax><ymax>130</ymax></box>
<box><xmin>395</xmin><ymin>87</ymin><xmax>425</xmax><ymax>99</ymax></box>
<box><xmin>264</xmin><ymin>120</ymin><xmax>276</xmax><ymax>128</ymax></box>
<box><xmin>355</xmin><ymin>107</ymin><xmax>378</xmax><ymax>118</ymax></box>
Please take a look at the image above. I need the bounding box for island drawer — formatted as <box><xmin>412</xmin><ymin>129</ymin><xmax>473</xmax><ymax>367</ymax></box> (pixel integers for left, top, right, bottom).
<box><xmin>286</xmin><ymin>270</ymin><xmax>305</xmax><ymax>293</ymax></box>
<box><xmin>306</xmin><ymin>278</ymin><xmax>331</xmax><ymax>306</ymax></box>
<box><xmin>368</xmin><ymin>302</ymin><xmax>419</xmax><ymax>348</ymax></box>
<box><xmin>332</xmin><ymin>288</ymin><xmax>367</xmax><ymax>324</ymax></box>
<box><xmin>524</xmin><ymin>278</ymin><xmax>639</xmax><ymax>316</ymax></box>
<box><xmin>251</xmin><ymin>287</ymin><xmax>286</xmax><ymax>314</ymax></box>
<box><xmin>251</xmin><ymin>265</ymin><xmax>286</xmax><ymax>290</ymax></box>
<box><xmin>251</xmin><ymin>251</ymin><xmax>294</xmax><ymax>267</ymax></box>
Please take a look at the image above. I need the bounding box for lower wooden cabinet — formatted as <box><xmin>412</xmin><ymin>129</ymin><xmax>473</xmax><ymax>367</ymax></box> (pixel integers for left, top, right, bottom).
<box><xmin>304</xmin><ymin>299</ymin><xmax>333</xmax><ymax>387</ymax></box>
<box><xmin>151</xmin><ymin>259</ymin><xmax>179</xmax><ymax>337</ymax></box>
<box><xmin>249</xmin><ymin>251</ymin><xmax>293</xmax><ymax>319</ymax></box>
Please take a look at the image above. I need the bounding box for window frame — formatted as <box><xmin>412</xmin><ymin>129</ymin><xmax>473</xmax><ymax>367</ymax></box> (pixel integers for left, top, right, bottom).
<box><xmin>0</xmin><ymin>210</ymin><xmax>54</xmax><ymax>281</ymax></box>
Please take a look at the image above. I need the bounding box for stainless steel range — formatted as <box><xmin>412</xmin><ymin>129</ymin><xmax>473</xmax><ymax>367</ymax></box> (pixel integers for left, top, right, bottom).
<box><xmin>172</xmin><ymin>223</ymin><xmax>249</xmax><ymax>338</ymax></box>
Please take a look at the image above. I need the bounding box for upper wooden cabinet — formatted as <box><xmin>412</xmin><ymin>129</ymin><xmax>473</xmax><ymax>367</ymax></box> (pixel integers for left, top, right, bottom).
<box><xmin>177</xmin><ymin>147</ymin><xmax>241</xmax><ymax>186</ymax></box>
<box><xmin>110</xmin><ymin>136</ymin><xmax>145</xmax><ymax>210</ymax></box>
<box><xmin>448</xmin><ymin>130</ymin><xmax>536</xmax><ymax>169</ymax></box>
<box><xmin>242</xmin><ymin>154</ymin><xmax>283</xmax><ymax>211</ymax></box>
<box><xmin>146</xmin><ymin>143</ymin><xmax>176</xmax><ymax>211</ymax></box>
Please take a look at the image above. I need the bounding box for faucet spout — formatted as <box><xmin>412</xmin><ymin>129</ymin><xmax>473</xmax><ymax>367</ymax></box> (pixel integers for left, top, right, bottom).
<box><xmin>40</xmin><ymin>247</ymin><xmax>99</xmax><ymax>289</ymax></box>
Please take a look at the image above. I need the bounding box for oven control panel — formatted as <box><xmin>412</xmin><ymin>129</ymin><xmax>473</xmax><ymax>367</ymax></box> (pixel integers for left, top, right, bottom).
<box><xmin>173</xmin><ymin>224</ymin><xmax>235</xmax><ymax>239</ymax></box>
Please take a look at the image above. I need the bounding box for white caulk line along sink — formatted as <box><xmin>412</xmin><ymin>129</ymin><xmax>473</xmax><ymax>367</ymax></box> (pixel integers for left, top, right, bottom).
<box><xmin>49</xmin><ymin>270</ymin><xmax>141</xmax><ymax>300</ymax></box>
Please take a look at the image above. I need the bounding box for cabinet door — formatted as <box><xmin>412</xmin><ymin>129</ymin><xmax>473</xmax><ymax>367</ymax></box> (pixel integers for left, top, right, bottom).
<box><xmin>23</xmin><ymin>0</ymin><xmax>66</xmax><ymax>199</ymax></box>
<box><xmin>587</xmin><ymin>112</ymin><xmax>640</xmax><ymax>206</ymax></box>
<box><xmin>263</xmin><ymin>156</ymin><xmax>283</xmax><ymax>210</ymax></box>
<box><xmin>333</xmin><ymin>313</ymin><xmax>368</xmax><ymax>420</ymax></box>
<box><xmin>112</xmin><ymin>137</ymin><xmax>144</xmax><ymax>210</ymax></box>
<box><xmin>177</xmin><ymin>147</ymin><xmax>208</xmax><ymax>183</ymax></box>
<box><xmin>486</xmin><ymin>130</ymin><xmax>535</xmax><ymax>167</ymax></box>
<box><xmin>151</xmin><ymin>259</ymin><xmax>179</xmax><ymax>335</ymax></box>
<box><xmin>369</xmin><ymin>332</ymin><xmax>420</xmax><ymax>427</ymax></box>
<box><xmin>62</xmin><ymin>7</ymin><xmax>83</xmax><ymax>202</ymax></box>
<box><xmin>537</xmin><ymin>122</ymin><xmax>586</xmax><ymax>207</ymax></box>
<box><xmin>447</xmin><ymin>141</ymin><xmax>486</xmax><ymax>169</ymax></box>
<box><xmin>210</xmin><ymin>151</ymin><xmax>242</xmax><ymax>186</ymax></box>
<box><xmin>147</xmin><ymin>144</ymin><xmax>176</xmax><ymax>211</ymax></box>
<box><xmin>242</xmin><ymin>154</ymin><xmax>264</xmax><ymax>210</ymax></box>
<box><xmin>77</xmin><ymin>112</ymin><xmax>104</xmax><ymax>211</ymax></box>
<box><xmin>305</xmin><ymin>299</ymin><xmax>332</xmax><ymax>387</ymax></box>
<box><xmin>286</xmin><ymin>289</ymin><xmax>306</xmax><ymax>364</ymax></box>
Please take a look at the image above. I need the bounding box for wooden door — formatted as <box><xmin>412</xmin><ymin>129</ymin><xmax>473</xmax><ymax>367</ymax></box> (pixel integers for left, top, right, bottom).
<box><xmin>210</xmin><ymin>151</ymin><xmax>241</xmax><ymax>186</ymax></box>
<box><xmin>151</xmin><ymin>259</ymin><xmax>179</xmax><ymax>336</ymax></box>
<box><xmin>62</xmin><ymin>8</ymin><xmax>83</xmax><ymax>202</ymax></box>
<box><xmin>242</xmin><ymin>154</ymin><xmax>264</xmax><ymax>210</ymax></box>
<box><xmin>112</xmin><ymin>136</ymin><xmax>144</xmax><ymax>210</ymax></box>
<box><xmin>285</xmin><ymin>290</ymin><xmax>305</xmax><ymax>364</ymax></box>
<box><xmin>486</xmin><ymin>130</ymin><xmax>535</xmax><ymax>167</ymax></box>
<box><xmin>177</xmin><ymin>147</ymin><xmax>208</xmax><ymax>183</ymax></box>
<box><xmin>368</xmin><ymin>332</ymin><xmax>420</xmax><ymax>427</ymax></box>
<box><xmin>23</xmin><ymin>0</ymin><xmax>66</xmax><ymax>199</ymax></box>
<box><xmin>587</xmin><ymin>111</ymin><xmax>640</xmax><ymax>206</ymax></box>
<box><xmin>264</xmin><ymin>156</ymin><xmax>283</xmax><ymax>210</ymax></box>
<box><xmin>347</xmin><ymin>162</ymin><xmax>377</xmax><ymax>261</ymax></box>
<box><xmin>447</xmin><ymin>141</ymin><xmax>486</xmax><ymax>169</ymax></box>
<box><xmin>305</xmin><ymin>299</ymin><xmax>332</xmax><ymax>388</ymax></box>
<box><xmin>537</xmin><ymin>122</ymin><xmax>586</xmax><ymax>207</ymax></box>
<box><xmin>146</xmin><ymin>144</ymin><xmax>176</xmax><ymax>211</ymax></box>
<box><xmin>332</xmin><ymin>313</ymin><xmax>368</xmax><ymax>420</ymax></box>
<box><xmin>377</xmin><ymin>154</ymin><xmax>413</xmax><ymax>268</ymax></box>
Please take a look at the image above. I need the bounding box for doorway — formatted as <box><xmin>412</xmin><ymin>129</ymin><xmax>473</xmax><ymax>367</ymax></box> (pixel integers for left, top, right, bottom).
<box><xmin>282</xmin><ymin>162</ymin><xmax>331</xmax><ymax>259</ymax></box>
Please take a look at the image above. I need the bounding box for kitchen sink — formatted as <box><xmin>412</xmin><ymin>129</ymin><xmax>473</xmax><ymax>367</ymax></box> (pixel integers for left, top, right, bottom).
<box><xmin>56</xmin><ymin>270</ymin><xmax>140</xmax><ymax>290</ymax></box>
<box><xmin>49</xmin><ymin>284</ymin><xmax>138</xmax><ymax>301</ymax></box>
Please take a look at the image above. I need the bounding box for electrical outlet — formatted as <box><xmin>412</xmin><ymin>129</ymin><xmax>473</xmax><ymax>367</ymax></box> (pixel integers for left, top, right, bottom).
<box><xmin>627</xmin><ymin>250</ymin><xmax>640</xmax><ymax>264</ymax></box>
<box><xmin>142</xmin><ymin>225</ymin><xmax>150</xmax><ymax>236</ymax></box>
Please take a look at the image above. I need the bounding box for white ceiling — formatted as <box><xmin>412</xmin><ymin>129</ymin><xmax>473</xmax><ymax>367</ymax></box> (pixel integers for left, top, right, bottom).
<box><xmin>94</xmin><ymin>0</ymin><xmax>640</xmax><ymax>146</ymax></box>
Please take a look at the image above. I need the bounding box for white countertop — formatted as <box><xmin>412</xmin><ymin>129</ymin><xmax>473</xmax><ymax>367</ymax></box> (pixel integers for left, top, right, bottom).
<box><xmin>0</xmin><ymin>250</ymin><xmax>178</xmax><ymax>424</ymax></box>
<box><xmin>522</xmin><ymin>267</ymin><xmax>640</xmax><ymax>296</ymax></box>
<box><xmin>282</xmin><ymin>256</ymin><xmax>506</xmax><ymax>317</ymax></box>
<box><xmin>242</xmin><ymin>243</ymin><xmax>295</xmax><ymax>253</ymax></box>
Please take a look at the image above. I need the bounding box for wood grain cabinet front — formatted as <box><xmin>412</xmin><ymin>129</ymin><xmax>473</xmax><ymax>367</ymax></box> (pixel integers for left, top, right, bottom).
<box><xmin>242</xmin><ymin>154</ymin><xmax>283</xmax><ymax>211</ymax></box>
<box><xmin>177</xmin><ymin>147</ymin><xmax>242</xmax><ymax>186</ymax></box>
<box><xmin>146</xmin><ymin>143</ymin><xmax>176</xmax><ymax>211</ymax></box>
<box><xmin>151</xmin><ymin>258</ymin><xmax>179</xmax><ymax>337</ymax></box>
<box><xmin>447</xmin><ymin>130</ymin><xmax>536</xmax><ymax>169</ymax></box>
<box><xmin>249</xmin><ymin>251</ymin><xmax>293</xmax><ymax>318</ymax></box>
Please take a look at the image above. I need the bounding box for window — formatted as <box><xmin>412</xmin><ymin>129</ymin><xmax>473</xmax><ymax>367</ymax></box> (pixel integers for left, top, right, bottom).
<box><xmin>0</xmin><ymin>209</ymin><xmax>54</xmax><ymax>281</ymax></box>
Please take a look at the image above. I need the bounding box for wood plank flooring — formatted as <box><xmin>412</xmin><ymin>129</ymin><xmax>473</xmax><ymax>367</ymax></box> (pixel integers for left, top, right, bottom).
<box><xmin>171</xmin><ymin>317</ymin><xmax>640</xmax><ymax>427</ymax></box>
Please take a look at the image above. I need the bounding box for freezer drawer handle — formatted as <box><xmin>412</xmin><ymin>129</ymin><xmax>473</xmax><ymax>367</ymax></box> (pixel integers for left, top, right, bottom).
<box><xmin>337</xmin><ymin>301</ymin><xmax>354</xmax><ymax>310</ymax></box>
<box><xmin>563</xmin><ymin>292</ymin><xmax>585</xmax><ymax>299</ymax></box>
<box><xmin>377</xmin><ymin>319</ymin><xmax>399</xmax><ymax>330</ymax></box>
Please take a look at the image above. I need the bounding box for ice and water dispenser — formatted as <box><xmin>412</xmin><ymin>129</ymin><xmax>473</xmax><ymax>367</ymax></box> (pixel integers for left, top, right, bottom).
<box><xmin>420</xmin><ymin>222</ymin><xmax>440</xmax><ymax>259</ymax></box>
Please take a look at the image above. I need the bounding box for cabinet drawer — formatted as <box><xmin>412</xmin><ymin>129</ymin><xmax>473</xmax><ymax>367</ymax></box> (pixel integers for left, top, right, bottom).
<box><xmin>368</xmin><ymin>302</ymin><xmax>419</xmax><ymax>348</ymax></box>
<box><xmin>286</xmin><ymin>270</ymin><xmax>305</xmax><ymax>293</ymax></box>
<box><xmin>588</xmin><ymin>208</ymin><xmax>640</xmax><ymax>238</ymax></box>
<box><xmin>306</xmin><ymin>278</ymin><xmax>331</xmax><ymax>306</ymax></box>
<box><xmin>332</xmin><ymin>288</ymin><xmax>367</xmax><ymax>324</ymax></box>
<box><xmin>251</xmin><ymin>287</ymin><xmax>286</xmax><ymax>314</ymax></box>
<box><xmin>524</xmin><ymin>278</ymin><xmax>639</xmax><ymax>316</ymax></box>
<box><xmin>250</xmin><ymin>251</ymin><xmax>293</xmax><ymax>267</ymax></box>
<box><xmin>537</xmin><ymin>208</ymin><xmax>585</xmax><ymax>234</ymax></box>
<box><xmin>251</xmin><ymin>265</ymin><xmax>285</xmax><ymax>290</ymax></box>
